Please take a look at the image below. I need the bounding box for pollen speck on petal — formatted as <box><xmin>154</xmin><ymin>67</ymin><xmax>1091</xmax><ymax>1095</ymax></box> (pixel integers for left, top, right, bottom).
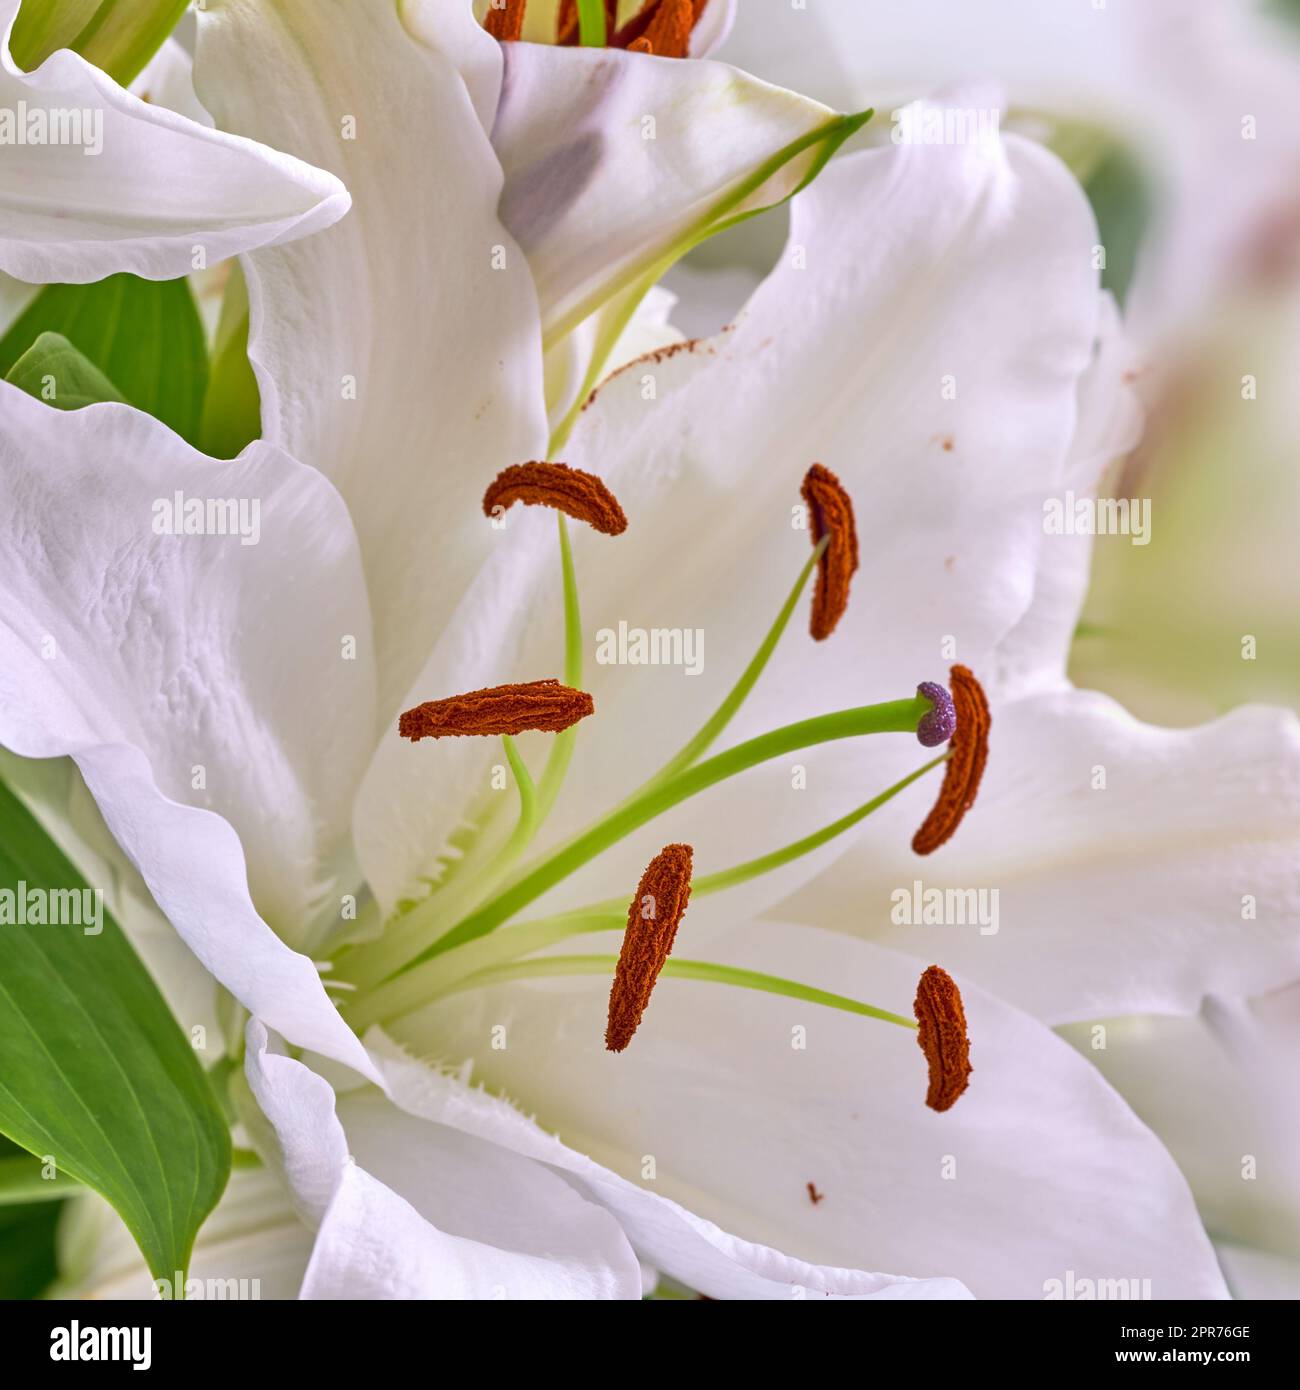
<box><xmin>484</xmin><ymin>461</ymin><xmax>628</xmax><ymax>536</ymax></box>
<box><xmin>801</xmin><ymin>463</ymin><xmax>860</xmax><ymax>641</ymax></box>
<box><xmin>399</xmin><ymin>679</ymin><xmax>593</xmax><ymax>741</ymax></box>
<box><xmin>914</xmin><ymin>964</ymin><xmax>972</xmax><ymax>1112</ymax></box>
<box><xmin>912</xmin><ymin>665</ymin><xmax>990</xmax><ymax>854</ymax></box>
<box><xmin>606</xmin><ymin>844</ymin><xmax>693</xmax><ymax>1051</ymax></box>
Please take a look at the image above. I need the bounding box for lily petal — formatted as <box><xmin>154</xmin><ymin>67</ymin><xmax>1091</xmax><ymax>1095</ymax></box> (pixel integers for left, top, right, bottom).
<box><xmin>389</xmin><ymin>924</ymin><xmax>1227</xmax><ymax>1298</ymax></box>
<box><xmin>244</xmin><ymin>1021</ymin><xmax>642</xmax><ymax>1299</ymax></box>
<box><xmin>0</xmin><ymin>385</ymin><xmax>379</xmax><ymax>1077</ymax></box>
<box><xmin>194</xmin><ymin>0</ymin><xmax>549</xmax><ymax>723</ymax></box>
<box><xmin>365</xmin><ymin>1025</ymin><xmax>970</xmax><ymax>1299</ymax></box>
<box><xmin>0</xmin><ymin>0</ymin><xmax>349</xmax><ymax>284</ymax></box>
<box><xmin>490</xmin><ymin>38</ymin><xmax>856</xmax><ymax>352</ymax></box>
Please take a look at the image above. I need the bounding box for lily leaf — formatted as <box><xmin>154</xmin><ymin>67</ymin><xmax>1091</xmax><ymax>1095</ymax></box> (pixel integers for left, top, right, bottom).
<box><xmin>0</xmin><ymin>776</ymin><xmax>230</xmax><ymax>1282</ymax></box>
<box><xmin>10</xmin><ymin>0</ymin><xmax>189</xmax><ymax>87</ymax></box>
<box><xmin>4</xmin><ymin>331</ymin><xmax>126</xmax><ymax>409</ymax></box>
<box><xmin>0</xmin><ymin>273</ymin><xmax>208</xmax><ymax>443</ymax></box>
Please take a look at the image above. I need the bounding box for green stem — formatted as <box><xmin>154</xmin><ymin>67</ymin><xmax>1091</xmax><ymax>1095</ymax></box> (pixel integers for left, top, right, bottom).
<box><xmin>638</xmin><ymin>537</ymin><xmax>826</xmax><ymax>794</ymax></box>
<box><xmin>440</xmin><ymin>953</ymin><xmax>918</xmax><ymax>1031</ymax></box>
<box><xmin>535</xmin><ymin>514</ymin><xmax>582</xmax><ymax>825</ymax></box>
<box><xmin>404</xmin><ymin>695</ymin><xmax>929</xmax><ymax>969</ymax></box>
<box><xmin>692</xmin><ymin>751</ymin><xmax>948</xmax><ymax>896</ymax></box>
<box><xmin>576</xmin><ymin>0</ymin><xmax>608</xmax><ymax>47</ymax></box>
<box><xmin>345</xmin><ymin>910</ymin><xmax>624</xmax><ymax>1032</ymax></box>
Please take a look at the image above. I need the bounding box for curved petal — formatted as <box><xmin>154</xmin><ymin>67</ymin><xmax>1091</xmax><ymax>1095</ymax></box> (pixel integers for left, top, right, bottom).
<box><xmin>244</xmin><ymin>1021</ymin><xmax>641</xmax><ymax>1299</ymax></box>
<box><xmin>0</xmin><ymin>384</ymin><xmax>379</xmax><ymax>1077</ymax></box>
<box><xmin>355</xmin><ymin>98</ymin><xmax>1108</xmax><ymax>921</ymax></box>
<box><xmin>0</xmin><ymin>0</ymin><xmax>348</xmax><ymax>284</ymax></box>
<box><xmin>993</xmin><ymin>291</ymin><xmax>1144</xmax><ymax>699</ymax></box>
<box><xmin>388</xmin><ymin>924</ymin><xmax>1227</xmax><ymax>1299</ymax></box>
<box><xmin>365</xmin><ymin>1026</ymin><xmax>969</xmax><ymax>1299</ymax></box>
<box><xmin>1058</xmin><ymin>989</ymin><xmax>1300</xmax><ymax>1263</ymax></box>
<box><xmin>780</xmin><ymin>688</ymin><xmax>1300</xmax><ymax>1024</ymax></box>
<box><xmin>490</xmin><ymin>39</ymin><xmax>851</xmax><ymax>350</ymax></box>
<box><xmin>194</xmin><ymin>0</ymin><xmax>549</xmax><ymax>724</ymax></box>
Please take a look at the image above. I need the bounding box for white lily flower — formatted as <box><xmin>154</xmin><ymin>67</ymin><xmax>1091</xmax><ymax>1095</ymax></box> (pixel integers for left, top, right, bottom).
<box><xmin>3</xmin><ymin>8</ymin><xmax>1241</xmax><ymax>1288</ymax></box>
<box><xmin>0</xmin><ymin>0</ymin><xmax>350</xmax><ymax>284</ymax></box>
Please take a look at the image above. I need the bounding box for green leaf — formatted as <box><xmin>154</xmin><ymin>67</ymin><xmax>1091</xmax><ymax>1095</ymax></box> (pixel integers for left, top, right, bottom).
<box><xmin>197</xmin><ymin>264</ymin><xmax>262</xmax><ymax>459</ymax></box>
<box><xmin>4</xmin><ymin>331</ymin><xmax>126</xmax><ymax>410</ymax></box>
<box><xmin>0</xmin><ymin>775</ymin><xmax>230</xmax><ymax>1281</ymax></box>
<box><xmin>10</xmin><ymin>0</ymin><xmax>189</xmax><ymax>87</ymax></box>
<box><xmin>0</xmin><ymin>274</ymin><xmax>209</xmax><ymax>443</ymax></box>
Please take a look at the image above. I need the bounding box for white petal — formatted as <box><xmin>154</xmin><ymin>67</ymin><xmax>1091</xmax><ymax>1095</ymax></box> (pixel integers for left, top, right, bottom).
<box><xmin>0</xmin><ymin>1</ymin><xmax>348</xmax><ymax>284</ymax></box>
<box><xmin>194</xmin><ymin>0</ymin><xmax>548</xmax><ymax>724</ymax></box>
<box><xmin>781</xmin><ymin>688</ymin><xmax>1300</xmax><ymax>1024</ymax></box>
<box><xmin>0</xmin><ymin>385</ymin><xmax>379</xmax><ymax>1076</ymax></box>
<box><xmin>244</xmin><ymin>1021</ymin><xmax>641</xmax><ymax>1298</ymax></box>
<box><xmin>994</xmin><ymin>291</ymin><xmax>1144</xmax><ymax>699</ymax></box>
<box><xmin>366</xmin><ymin>1025</ymin><xmax>969</xmax><ymax>1299</ymax></box>
<box><xmin>491</xmin><ymin>40</ymin><xmax>847</xmax><ymax>348</ymax></box>
<box><xmin>386</xmin><ymin>925</ymin><xmax>1227</xmax><ymax>1298</ymax></box>
<box><xmin>1058</xmin><ymin>990</ymin><xmax>1300</xmax><ymax>1262</ymax></box>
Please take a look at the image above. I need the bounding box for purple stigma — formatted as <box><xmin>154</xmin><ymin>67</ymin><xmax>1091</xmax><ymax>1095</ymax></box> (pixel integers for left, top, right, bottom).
<box><xmin>916</xmin><ymin>680</ymin><xmax>957</xmax><ymax>747</ymax></box>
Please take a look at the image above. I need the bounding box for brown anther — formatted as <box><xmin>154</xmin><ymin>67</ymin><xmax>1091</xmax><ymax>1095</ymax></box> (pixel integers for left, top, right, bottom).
<box><xmin>911</xmin><ymin>665</ymin><xmax>990</xmax><ymax>855</ymax></box>
<box><xmin>483</xmin><ymin>0</ymin><xmax>527</xmax><ymax>42</ymax></box>
<box><xmin>399</xmin><ymin>679</ymin><xmax>593</xmax><ymax>741</ymax></box>
<box><xmin>913</xmin><ymin>965</ymin><xmax>972</xmax><ymax>1112</ymax></box>
<box><xmin>606</xmin><ymin>844</ymin><xmax>693</xmax><ymax>1052</ymax></box>
<box><xmin>483</xmin><ymin>461</ymin><xmax>628</xmax><ymax>536</ymax></box>
<box><xmin>801</xmin><ymin>464</ymin><xmax>860</xmax><ymax>641</ymax></box>
<box><xmin>614</xmin><ymin>0</ymin><xmax>708</xmax><ymax>57</ymax></box>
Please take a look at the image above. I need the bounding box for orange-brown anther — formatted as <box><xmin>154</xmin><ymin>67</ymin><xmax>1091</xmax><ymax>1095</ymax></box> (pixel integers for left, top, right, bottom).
<box><xmin>606</xmin><ymin>844</ymin><xmax>693</xmax><ymax>1052</ymax></box>
<box><xmin>483</xmin><ymin>461</ymin><xmax>628</xmax><ymax>536</ymax></box>
<box><xmin>483</xmin><ymin>0</ymin><xmax>527</xmax><ymax>42</ymax></box>
<box><xmin>801</xmin><ymin>464</ymin><xmax>860</xmax><ymax>641</ymax></box>
<box><xmin>911</xmin><ymin>665</ymin><xmax>991</xmax><ymax>855</ymax></box>
<box><xmin>399</xmin><ymin>679</ymin><xmax>593</xmax><ymax>741</ymax></box>
<box><xmin>614</xmin><ymin>0</ymin><xmax>707</xmax><ymax>56</ymax></box>
<box><xmin>914</xmin><ymin>965</ymin><xmax>972</xmax><ymax>1112</ymax></box>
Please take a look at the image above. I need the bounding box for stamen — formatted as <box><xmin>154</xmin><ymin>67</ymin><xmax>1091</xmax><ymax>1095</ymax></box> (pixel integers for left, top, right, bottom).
<box><xmin>557</xmin><ymin>0</ymin><xmax>617</xmax><ymax>45</ymax></box>
<box><xmin>606</xmin><ymin>843</ymin><xmax>693</xmax><ymax>1051</ymax></box>
<box><xmin>483</xmin><ymin>0</ymin><xmax>527</xmax><ymax>42</ymax></box>
<box><xmin>911</xmin><ymin>664</ymin><xmax>990</xmax><ymax>854</ymax></box>
<box><xmin>801</xmin><ymin>464</ymin><xmax>859</xmax><ymax>641</ymax></box>
<box><xmin>399</xmin><ymin>679</ymin><xmax>594</xmax><ymax>741</ymax></box>
<box><xmin>913</xmin><ymin>965</ymin><xmax>972</xmax><ymax>1112</ymax></box>
<box><xmin>915</xmin><ymin>681</ymin><xmax>957</xmax><ymax>747</ymax></box>
<box><xmin>483</xmin><ymin>461</ymin><xmax>628</xmax><ymax>536</ymax></box>
<box><xmin>616</xmin><ymin>0</ymin><xmax>703</xmax><ymax>58</ymax></box>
